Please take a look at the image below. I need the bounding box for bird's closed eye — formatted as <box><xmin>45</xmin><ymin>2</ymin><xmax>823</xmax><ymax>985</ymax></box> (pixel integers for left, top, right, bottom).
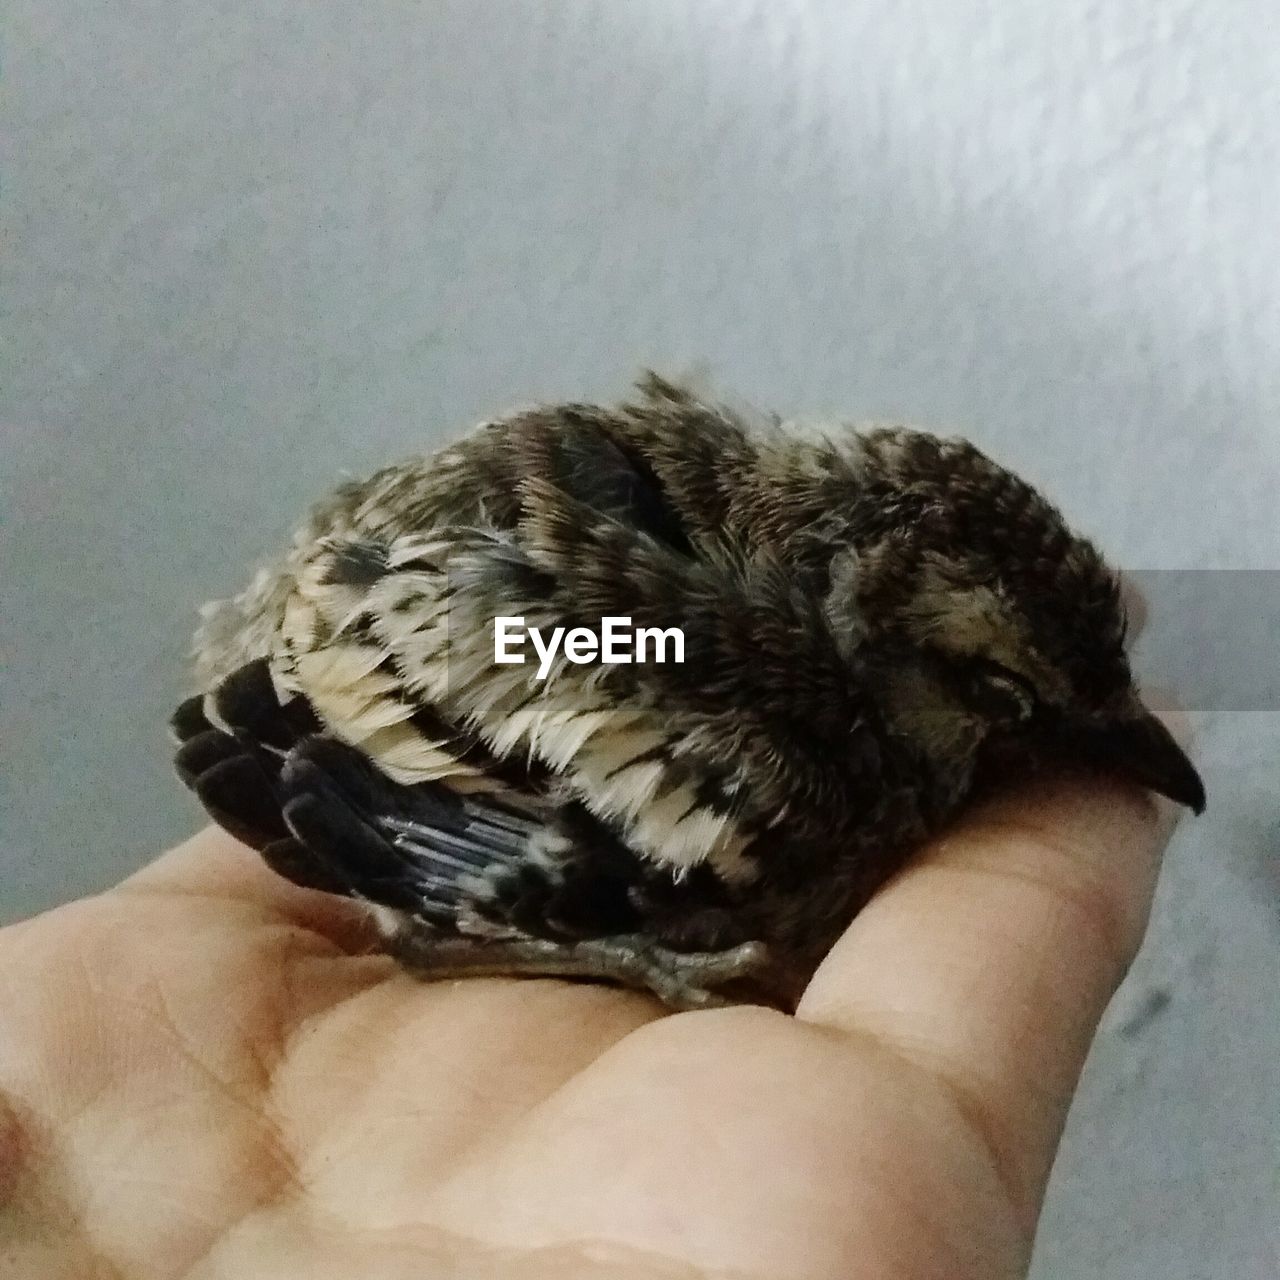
<box><xmin>968</xmin><ymin>659</ymin><xmax>1037</xmax><ymax>722</ymax></box>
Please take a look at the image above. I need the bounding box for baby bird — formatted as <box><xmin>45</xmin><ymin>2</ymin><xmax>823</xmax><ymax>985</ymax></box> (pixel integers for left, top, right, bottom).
<box><xmin>172</xmin><ymin>375</ymin><xmax>1204</xmax><ymax>1010</ymax></box>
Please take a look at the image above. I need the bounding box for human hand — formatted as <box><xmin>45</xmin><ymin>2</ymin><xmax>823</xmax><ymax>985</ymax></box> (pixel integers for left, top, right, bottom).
<box><xmin>0</xmin><ymin>758</ymin><xmax>1181</xmax><ymax>1280</ymax></box>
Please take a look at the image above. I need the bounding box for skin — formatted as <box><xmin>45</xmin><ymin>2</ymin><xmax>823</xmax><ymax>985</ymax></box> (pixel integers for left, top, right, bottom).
<box><xmin>0</xmin><ymin>732</ymin><xmax>1184</xmax><ymax>1280</ymax></box>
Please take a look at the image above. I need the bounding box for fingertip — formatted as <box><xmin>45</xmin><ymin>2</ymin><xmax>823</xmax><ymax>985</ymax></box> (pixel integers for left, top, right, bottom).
<box><xmin>796</xmin><ymin>762</ymin><xmax>1186</xmax><ymax>1217</ymax></box>
<box><xmin>1119</xmin><ymin>572</ymin><xmax>1149</xmax><ymax>642</ymax></box>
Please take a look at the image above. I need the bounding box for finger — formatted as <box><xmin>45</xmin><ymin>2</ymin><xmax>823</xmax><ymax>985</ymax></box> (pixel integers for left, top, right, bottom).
<box><xmin>796</xmin><ymin>712</ymin><xmax>1187</xmax><ymax>1229</ymax></box>
<box><xmin>120</xmin><ymin>826</ymin><xmax>378</xmax><ymax>952</ymax></box>
<box><xmin>1119</xmin><ymin>571</ymin><xmax>1149</xmax><ymax>640</ymax></box>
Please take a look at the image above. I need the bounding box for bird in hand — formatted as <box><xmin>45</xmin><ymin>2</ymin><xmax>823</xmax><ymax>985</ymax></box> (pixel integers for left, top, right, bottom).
<box><xmin>171</xmin><ymin>375</ymin><xmax>1204</xmax><ymax>1011</ymax></box>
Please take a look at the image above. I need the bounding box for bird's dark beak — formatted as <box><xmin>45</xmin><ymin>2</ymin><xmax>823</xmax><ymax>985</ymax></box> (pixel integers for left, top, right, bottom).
<box><xmin>1062</xmin><ymin>708</ymin><xmax>1206</xmax><ymax>814</ymax></box>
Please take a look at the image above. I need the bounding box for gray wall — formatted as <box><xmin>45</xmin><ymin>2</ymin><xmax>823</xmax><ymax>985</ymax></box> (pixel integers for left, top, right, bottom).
<box><xmin>4</xmin><ymin>3</ymin><xmax>1277</xmax><ymax>1275</ymax></box>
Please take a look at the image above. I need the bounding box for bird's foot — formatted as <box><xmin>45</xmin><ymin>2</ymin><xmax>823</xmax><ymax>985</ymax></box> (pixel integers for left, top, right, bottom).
<box><xmin>579</xmin><ymin>936</ymin><xmax>774</xmax><ymax>1011</ymax></box>
<box><xmin>389</xmin><ymin>931</ymin><xmax>775</xmax><ymax>1011</ymax></box>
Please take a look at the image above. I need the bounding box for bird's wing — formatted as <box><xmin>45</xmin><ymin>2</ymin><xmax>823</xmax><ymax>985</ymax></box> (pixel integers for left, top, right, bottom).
<box><xmin>173</xmin><ymin>667</ymin><xmax>665</xmax><ymax>942</ymax></box>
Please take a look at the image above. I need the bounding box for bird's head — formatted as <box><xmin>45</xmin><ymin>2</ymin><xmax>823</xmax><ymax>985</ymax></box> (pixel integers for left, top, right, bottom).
<box><xmin>824</xmin><ymin>429</ymin><xmax>1205</xmax><ymax>814</ymax></box>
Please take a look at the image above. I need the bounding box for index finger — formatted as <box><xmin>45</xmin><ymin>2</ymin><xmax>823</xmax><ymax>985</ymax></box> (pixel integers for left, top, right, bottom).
<box><xmin>796</xmin><ymin>724</ymin><xmax>1186</xmax><ymax>1229</ymax></box>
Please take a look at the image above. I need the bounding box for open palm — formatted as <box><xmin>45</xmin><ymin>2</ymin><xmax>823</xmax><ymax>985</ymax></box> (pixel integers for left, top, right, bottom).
<box><xmin>0</xmin><ymin>769</ymin><xmax>1176</xmax><ymax>1280</ymax></box>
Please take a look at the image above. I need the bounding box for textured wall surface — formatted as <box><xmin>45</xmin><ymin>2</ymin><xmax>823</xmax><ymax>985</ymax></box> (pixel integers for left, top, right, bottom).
<box><xmin>5</xmin><ymin>2</ymin><xmax>1278</xmax><ymax>1274</ymax></box>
